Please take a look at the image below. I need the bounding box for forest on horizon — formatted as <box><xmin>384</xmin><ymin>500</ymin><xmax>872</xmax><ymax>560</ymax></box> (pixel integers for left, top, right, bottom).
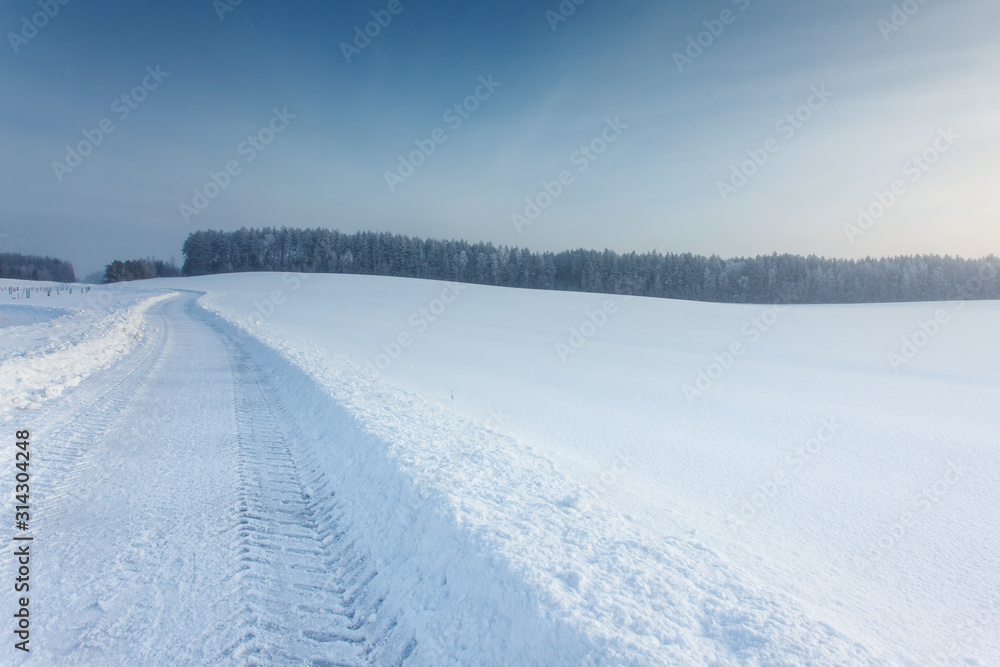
<box><xmin>181</xmin><ymin>227</ymin><xmax>1000</xmax><ymax>305</ymax></box>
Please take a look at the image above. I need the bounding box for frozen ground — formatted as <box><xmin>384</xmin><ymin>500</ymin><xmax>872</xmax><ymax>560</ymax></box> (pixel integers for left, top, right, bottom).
<box><xmin>2</xmin><ymin>273</ymin><xmax>997</xmax><ymax>665</ymax></box>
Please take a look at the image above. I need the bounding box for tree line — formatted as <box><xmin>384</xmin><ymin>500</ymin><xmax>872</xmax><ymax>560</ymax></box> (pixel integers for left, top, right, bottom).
<box><xmin>181</xmin><ymin>227</ymin><xmax>1000</xmax><ymax>304</ymax></box>
<box><xmin>103</xmin><ymin>258</ymin><xmax>181</xmax><ymax>283</ymax></box>
<box><xmin>0</xmin><ymin>252</ymin><xmax>76</xmax><ymax>282</ymax></box>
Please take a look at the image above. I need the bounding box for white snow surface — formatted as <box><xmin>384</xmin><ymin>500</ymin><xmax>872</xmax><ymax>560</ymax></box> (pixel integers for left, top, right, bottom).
<box><xmin>0</xmin><ymin>280</ymin><xmax>170</xmax><ymax>416</ymax></box>
<box><xmin>2</xmin><ymin>272</ymin><xmax>997</xmax><ymax>665</ymax></box>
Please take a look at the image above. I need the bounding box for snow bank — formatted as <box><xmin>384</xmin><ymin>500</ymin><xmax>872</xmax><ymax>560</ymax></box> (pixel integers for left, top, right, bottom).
<box><xmin>195</xmin><ymin>293</ymin><xmax>881</xmax><ymax>665</ymax></box>
<box><xmin>0</xmin><ymin>281</ymin><xmax>172</xmax><ymax>416</ymax></box>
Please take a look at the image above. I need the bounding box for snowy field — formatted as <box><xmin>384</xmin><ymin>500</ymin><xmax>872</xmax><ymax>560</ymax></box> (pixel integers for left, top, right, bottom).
<box><xmin>2</xmin><ymin>273</ymin><xmax>998</xmax><ymax>665</ymax></box>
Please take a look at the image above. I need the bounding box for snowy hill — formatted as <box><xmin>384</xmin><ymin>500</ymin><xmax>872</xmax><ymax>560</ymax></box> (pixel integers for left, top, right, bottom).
<box><xmin>2</xmin><ymin>273</ymin><xmax>997</xmax><ymax>664</ymax></box>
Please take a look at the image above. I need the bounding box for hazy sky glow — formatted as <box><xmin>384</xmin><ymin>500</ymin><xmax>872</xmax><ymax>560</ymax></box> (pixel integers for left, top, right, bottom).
<box><xmin>2</xmin><ymin>0</ymin><xmax>998</xmax><ymax>275</ymax></box>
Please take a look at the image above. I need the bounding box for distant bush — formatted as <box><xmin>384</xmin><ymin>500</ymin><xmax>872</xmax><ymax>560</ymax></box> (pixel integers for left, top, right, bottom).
<box><xmin>0</xmin><ymin>252</ymin><xmax>76</xmax><ymax>282</ymax></box>
<box><xmin>102</xmin><ymin>258</ymin><xmax>181</xmax><ymax>283</ymax></box>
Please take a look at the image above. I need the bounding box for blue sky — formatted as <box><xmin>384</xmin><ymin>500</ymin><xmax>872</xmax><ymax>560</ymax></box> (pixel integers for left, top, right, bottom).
<box><xmin>2</xmin><ymin>0</ymin><xmax>998</xmax><ymax>276</ymax></box>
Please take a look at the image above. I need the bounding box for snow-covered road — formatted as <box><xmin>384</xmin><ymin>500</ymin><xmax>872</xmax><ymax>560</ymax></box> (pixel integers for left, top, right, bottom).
<box><xmin>3</xmin><ymin>294</ymin><xmax>410</xmax><ymax>665</ymax></box>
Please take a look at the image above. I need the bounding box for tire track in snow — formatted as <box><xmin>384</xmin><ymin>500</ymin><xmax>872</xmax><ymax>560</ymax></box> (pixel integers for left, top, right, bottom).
<box><xmin>198</xmin><ymin>306</ymin><xmax>414</xmax><ymax>665</ymax></box>
<box><xmin>18</xmin><ymin>298</ymin><xmax>167</xmax><ymax>462</ymax></box>
<box><xmin>27</xmin><ymin>305</ymin><xmax>171</xmax><ymax>518</ymax></box>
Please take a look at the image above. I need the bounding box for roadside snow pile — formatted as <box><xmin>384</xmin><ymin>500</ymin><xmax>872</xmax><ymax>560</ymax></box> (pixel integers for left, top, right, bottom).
<box><xmin>0</xmin><ymin>281</ymin><xmax>171</xmax><ymax>416</ymax></box>
<box><xmin>197</xmin><ymin>294</ymin><xmax>882</xmax><ymax>665</ymax></box>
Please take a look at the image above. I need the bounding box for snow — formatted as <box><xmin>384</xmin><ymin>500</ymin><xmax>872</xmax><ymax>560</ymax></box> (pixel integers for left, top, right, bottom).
<box><xmin>2</xmin><ymin>272</ymin><xmax>997</xmax><ymax>664</ymax></box>
<box><xmin>0</xmin><ymin>305</ymin><xmax>69</xmax><ymax>329</ymax></box>
<box><xmin>0</xmin><ymin>280</ymin><xmax>170</xmax><ymax>416</ymax></box>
